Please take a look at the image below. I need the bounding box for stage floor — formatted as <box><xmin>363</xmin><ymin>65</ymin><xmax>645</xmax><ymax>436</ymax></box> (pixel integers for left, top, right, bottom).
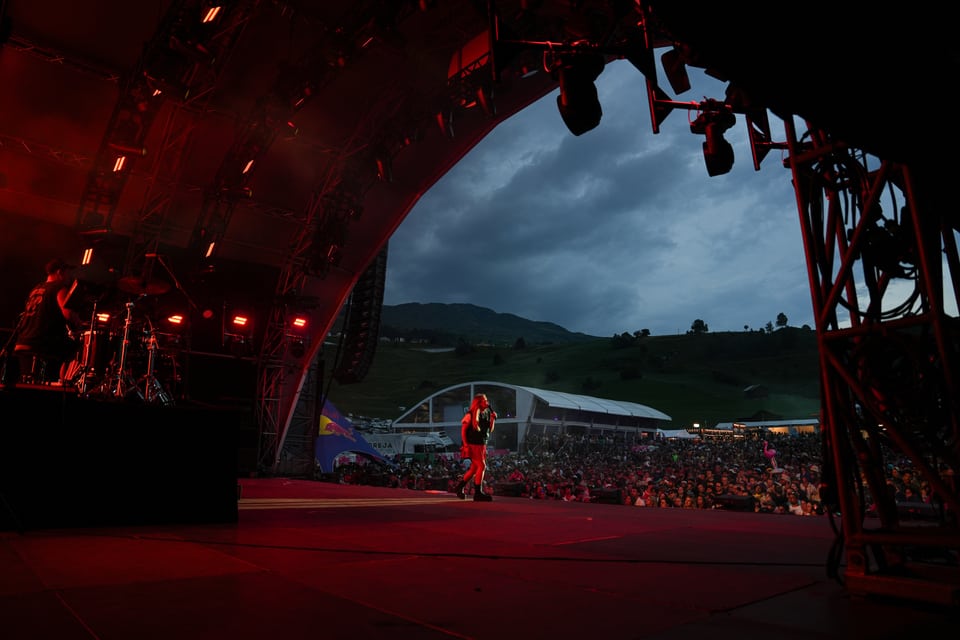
<box><xmin>1</xmin><ymin>478</ymin><xmax>956</xmax><ymax>639</ymax></box>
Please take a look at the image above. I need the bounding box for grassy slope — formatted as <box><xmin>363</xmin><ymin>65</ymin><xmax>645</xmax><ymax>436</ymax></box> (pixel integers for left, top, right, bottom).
<box><xmin>322</xmin><ymin>327</ymin><xmax>822</xmax><ymax>429</ymax></box>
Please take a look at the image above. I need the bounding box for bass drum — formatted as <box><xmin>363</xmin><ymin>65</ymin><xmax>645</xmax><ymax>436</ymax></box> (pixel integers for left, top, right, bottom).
<box><xmin>79</xmin><ymin>328</ymin><xmax>119</xmax><ymax>375</ymax></box>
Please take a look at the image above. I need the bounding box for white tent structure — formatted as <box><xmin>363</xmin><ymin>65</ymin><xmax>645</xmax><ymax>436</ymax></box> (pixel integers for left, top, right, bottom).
<box><xmin>391</xmin><ymin>381</ymin><xmax>672</xmax><ymax>452</ymax></box>
<box><xmin>656</xmin><ymin>429</ymin><xmax>699</xmax><ymax>440</ymax></box>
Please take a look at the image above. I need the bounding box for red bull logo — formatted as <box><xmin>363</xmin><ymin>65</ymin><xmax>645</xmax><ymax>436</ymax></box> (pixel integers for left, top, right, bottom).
<box><xmin>318</xmin><ymin>414</ymin><xmax>356</xmax><ymax>441</ymax></box>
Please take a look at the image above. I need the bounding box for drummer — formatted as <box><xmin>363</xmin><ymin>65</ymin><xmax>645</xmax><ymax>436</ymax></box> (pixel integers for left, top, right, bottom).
<box><xmin>11</xmin><ymin>258</ymin><xmax>84</xmax><ymax>384</ymax></box>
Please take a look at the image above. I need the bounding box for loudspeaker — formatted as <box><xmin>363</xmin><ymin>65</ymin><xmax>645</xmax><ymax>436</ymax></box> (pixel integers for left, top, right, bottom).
<box><xmin>333</xmin><ymin>246</ymin><xmax>387</xmax><ymax>384</ymax></box>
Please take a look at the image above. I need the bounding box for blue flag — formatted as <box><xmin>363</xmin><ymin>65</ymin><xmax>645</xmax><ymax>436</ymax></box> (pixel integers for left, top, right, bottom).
<box><xmin>314</xmin><ymin>401</ymin><xmax>391</xmax><ymax>472</ymax></box>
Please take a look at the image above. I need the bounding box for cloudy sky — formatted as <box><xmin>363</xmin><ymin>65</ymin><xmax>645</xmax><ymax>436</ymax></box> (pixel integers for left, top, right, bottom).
<box><xmin>382</xmin><ymin>60</ymin><xmax>813</xmax><ymax>338</ymax></box>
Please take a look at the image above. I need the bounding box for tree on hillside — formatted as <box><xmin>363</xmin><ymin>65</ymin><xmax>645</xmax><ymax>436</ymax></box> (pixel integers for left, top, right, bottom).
<box><xmin>765</xmin><ymin>321</ymin><xmax>774</xmax><ymax>333</ymax></box>
<box><xmin>611</xmin><ymin>332</ymin><xmax>634</xmax><ymax>348</ymax></box>
<box><xmin>776</xmin><ymin>312</ymin><xmax>788</xmax><ymax>328</ymax></box>
<box><xmin>689</xmin><ymin>319</ymin><xmax>709</xmax><ymax>334</ymax></box>
<box><xmin>514</xmin><ymin>337</ymin><xmax>527</xmax><ymax>349</ymax></box>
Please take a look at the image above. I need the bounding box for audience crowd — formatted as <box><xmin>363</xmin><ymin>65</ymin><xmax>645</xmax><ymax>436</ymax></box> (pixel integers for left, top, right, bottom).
<box><xmin>329</xmin><ymin>432</ymin><xmax>949</xmax><ymax>517</ymax></box>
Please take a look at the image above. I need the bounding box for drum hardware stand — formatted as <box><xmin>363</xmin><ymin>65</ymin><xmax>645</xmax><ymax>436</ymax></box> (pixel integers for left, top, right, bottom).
<box><xmin>73</xmin><ymin>301</ymin><xmax>100</xmax><ymax>394</ymax></box>
<box><xmin>142</xmin><ymin>318</ymin><xmax>173</xmax><ymax>406</ymax></box>
<box><xmin>113</xmin><ymin>300</ymin><xmax>141</xmax><ymax>400</ymax></box>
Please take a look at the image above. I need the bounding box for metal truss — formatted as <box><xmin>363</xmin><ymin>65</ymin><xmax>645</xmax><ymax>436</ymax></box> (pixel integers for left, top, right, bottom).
<box><xmin>120</xmin><ymin>106</ymin><xmax>200</xmax><ymax>275</ymax></box>
<box><xmin>254</xmin><ymin>188</ymin><xmax>321</xmax><ymax>473</ymax></box>
<box><xmin>0</xmin><ymin>133</ymin><xmax>91</xmax><ymax>169</ymax></box>
<box><xmin>76</xmin><ymin>0</ymin><xmax>260</xmax><ymax>239</ymax></box>
<box><xmin>4</xmin><ymin>33</ymin><xmax>121</xmax><ymax>83</ymax></box>
<box><xmin>190</xmin><ymin>1</ymin><xmax>426</xmax><ymax>263</ymax></box>
<box><xmin>783</xmin><ymin>120</ymin><xmax>960</xmax><ymax>605</ymax></box>
<box><xmin>253</xmin><ymin>3</ymin><xmax>440</xmax><ymax>474</ymax></box>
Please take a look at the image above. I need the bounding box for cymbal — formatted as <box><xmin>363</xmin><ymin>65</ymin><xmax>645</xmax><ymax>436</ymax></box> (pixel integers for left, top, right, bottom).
<box><xmin>117</xmin><ymin>276</ymin><xmax>171</xmax><ymax>296</ymax></box>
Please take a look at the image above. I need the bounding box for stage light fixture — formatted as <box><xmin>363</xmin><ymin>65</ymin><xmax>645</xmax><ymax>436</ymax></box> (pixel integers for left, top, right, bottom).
<box><xmin>555</xmin><ymin>53</ymin><xmax>606</xmax><ymax>136</ymax></box>
<box><xmin>690</xmin><ymin>102</ymin><xmax>736</xmax><ymax>177</ymax></box>
<box><xmin>435</xmin><ymin>108</ymin><xmax>454</xmax><ymax>138</ymax></box>
<box><xmin>375</xmin><ymin>156</ymin><xmax>392</xmax><ymax>182</ymax></box>
<box><xmin>222</xmin><ymin>308</ymin><xmax>255</xmax><ymax>355</ymax></box>
<box><xmin>143</xmin><ymin>70</ymin><xmax>191</xmax><ymax>101</ymax></box>
<box><xmin>285</xmin><ymin>315</ymin><xmax>309</xmax><ymax>358</ymax></box>
<box><xmin>476</xmin><ymin>84</ymin><xmax>496</xmax><ymax>117</ymax></box>
<box><xmin>701</xmin><ymin>122</ymin><xmax>735</xmax><ymax>177</ymax></box>
<box><xmin>202</xmin><ymin>5</ymin><xmax>221</xmax><ymax>23</ymax></box>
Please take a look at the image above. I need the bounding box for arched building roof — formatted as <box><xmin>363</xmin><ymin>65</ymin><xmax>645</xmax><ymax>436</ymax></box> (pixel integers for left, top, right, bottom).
<box><xmin>511</xmin><ymin>386</ymin><xmax>671</xmax><ymax>421</ymax></box>
<box><xmin>391</xmin><ymin>381</ymin><xmax>671</xmax><ymax>452</ymax></box>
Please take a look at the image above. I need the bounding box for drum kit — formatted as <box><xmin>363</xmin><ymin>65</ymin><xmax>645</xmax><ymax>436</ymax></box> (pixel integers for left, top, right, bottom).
<box><xmin>65</xmin><ymin>261</ymin><xmax>185</xmax><ymax>406</ymax></box>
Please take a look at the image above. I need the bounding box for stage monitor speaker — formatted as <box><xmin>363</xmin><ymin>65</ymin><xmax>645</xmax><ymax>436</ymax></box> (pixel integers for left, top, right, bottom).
<box><xmin>593</xmin><ymin>488</ymin><xmax>622</xmax><ymax>504</ymax></box>
<box><xmin>715</xmin><ymin>494</ymin><xmax>756</xmax><ymax>512</ymax></box>
<box><xmin>334</xmin><ymin>245</ymin><xmax>387</xmax><ymax>385</ymax></box>
<box><xmin>494</xmin><ymin>481</ymin><xmax>524</xmax><ymax>497</ymax></box>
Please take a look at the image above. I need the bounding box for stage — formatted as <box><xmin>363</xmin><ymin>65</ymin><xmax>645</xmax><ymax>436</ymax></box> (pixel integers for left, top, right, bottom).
<box><xmin>1</xmin><ymin>477</ymin><xmax>956</xmax><ymax>639</ymax></box>
<box><xmin>1</xmin><ymin>384</ymin><xmax>247</xmax><ymax>531</ymax></box>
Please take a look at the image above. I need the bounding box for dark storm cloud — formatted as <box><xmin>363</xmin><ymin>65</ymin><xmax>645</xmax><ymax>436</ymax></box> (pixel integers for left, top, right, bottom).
<box><xmin>384</xmin><ymin>62</ymin><xmax>813</xmax><ymax>336</ymax></box>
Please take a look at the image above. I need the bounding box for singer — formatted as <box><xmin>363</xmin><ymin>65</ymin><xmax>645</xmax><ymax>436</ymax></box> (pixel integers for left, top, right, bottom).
<box><xmin>453</xmin><ymin>393</ymin><xmax>497</xmax><ymax>501</ymax></box>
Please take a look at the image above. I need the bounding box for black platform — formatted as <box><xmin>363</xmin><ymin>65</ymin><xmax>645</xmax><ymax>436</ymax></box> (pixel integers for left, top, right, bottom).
<box><xmin>0</xmin><ymin>385</ymin><xmax>243</xmax><ymax>531</ymax></box>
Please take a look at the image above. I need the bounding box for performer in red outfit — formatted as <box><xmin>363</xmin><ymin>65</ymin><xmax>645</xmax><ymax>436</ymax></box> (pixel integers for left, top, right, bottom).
<box><xmin>454</xmin><ymin>393</ymin><xmax>496</xmax><ymax>501</ymax></box>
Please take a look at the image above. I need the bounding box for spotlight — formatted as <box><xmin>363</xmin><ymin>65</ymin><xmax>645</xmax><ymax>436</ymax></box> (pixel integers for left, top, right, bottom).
<box><xmin>701</xmin><ymin>122</ymin><xmax>734</xmax><ymax>177</ymax></box>
<box><xmin>222</xmin><ymin>306</ymin><xmax>255</xmax><ymax>355</ymax></box>
<box><xmin>286</xmin><ymin>315</ymin><xmax>309</xmax><ymax>358</ymax></box>
<box><xmin>555</xmin><ymin>53</ymin><xmax>605</xmax><ymax>136</ymax></box>
<box><xmin>475</xmin><ymin>84</ymin><xmax>496</xmax><ymax>118</ymax></box>
<box><xmin>690</xmin><ymin>101</ymin><xmax>736</xmax><ymax>177</ymax></box>
<box><xmin>435</xmin><ymin>108</ymin><xmax>454</xmax><ymax>138</ymax></box>
<box><xmin>375</xmin><ymin>155</ymin><xmax>392</xmax><ymax>182</ymax></box>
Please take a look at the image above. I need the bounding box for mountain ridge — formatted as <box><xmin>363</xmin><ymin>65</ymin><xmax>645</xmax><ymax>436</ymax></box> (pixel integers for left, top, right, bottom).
<box><xmin>380</xmin><ymin>302</ymin><xmax>597</xmax><ymax>345</ymax></box>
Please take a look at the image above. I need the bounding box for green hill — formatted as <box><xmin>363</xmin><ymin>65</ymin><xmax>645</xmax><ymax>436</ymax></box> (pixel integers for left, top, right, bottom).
<box><xmin>322</xmin><ymin>320</ymin><xmax>821</xmax><ymax>430</ymax></box>
<box><xmin>379</xmin><ymin>302</ymin><xmax>596</xmax><ymax>345</ymax></box>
